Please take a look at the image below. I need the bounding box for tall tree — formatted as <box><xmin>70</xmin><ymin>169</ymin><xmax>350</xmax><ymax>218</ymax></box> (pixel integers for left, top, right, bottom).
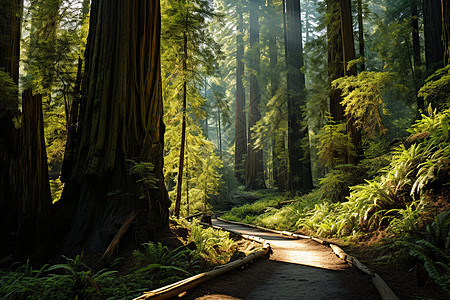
<box><xmin>340</xmin><ymin>0</ymin><xmax>360</xmax><ymax>163</ymax></box>
<box><xmin>0</xmin><ymin>0</ymin><xmax>21</xmax><ymax>257</ymax></box>
<box><xmin>411</xmin><ymin>1</ymin><xmax>424</xmax><ymax>112</ymax></box>
<box><xmin>245</xmin><ymin>0</ymin><xmax>266</xmax><ymax>190</ymax></box>
<box><xmin>57</xmin><ymin>0</ymin><xmax>170</xmax><ymax>255</ymax></box>
<box><xmin>423</xmin><ymin>0</ymin><xmax>444</xmax><ymax>69</ymax></box>
<box><xmin>357</xmin><ymin>0</ymin><xmax>365</xmax><ymax>71</ymax></box>
<box><xmin>443</xmin><ymin>0</ymin><xmax>450</xmax><ymax>65</ymax></box>
<box><xmin>235</xmin><ymin>9</ymin><xmax>247</xmax><ymax>185</ymax></box>
<box><xmin>285</xmin><ymin>0</ymin><xmax>313</xmax><ymax>192</ymax></box>
<box><xmin>15</xmin><ymin>89</ymin><xmax>53</xmax><ymax>260</ymax></box>
<box><xmin>327</xmin><ymin>0</ymin><xmax>345</xmax><ymax>122</ymax></box>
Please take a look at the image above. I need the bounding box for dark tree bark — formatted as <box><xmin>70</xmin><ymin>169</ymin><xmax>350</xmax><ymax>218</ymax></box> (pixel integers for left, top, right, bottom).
<box><xmin>268</xmin><ymin>0</ymin><xmax>281</xmax><ymax>188</ymax></box>
<box><xmin>245</xmin><ymin>0</ymin><xmax>266</xmax><ymax>190</ymax></box>
<box><xmin>357</xmin><ymin>0</ymin><xmax>365</xmax><ymax>71</ymax></box>
<box><xmin>61</xmin><ymin>0</ymin><xmax>89</xmax><ymax>182</ymax></box>
<box><xmin>285</xmin><ymin>0</ymin><xmax>313</xmax><ymax>192</ymax></box>
<box><xmin>56</xmin><ymin>0</ymin><xmax>170</xmax><ymax>255</ymax></box>
<box><xmin>0</xmin><ymin>0</ymin><xmax>21</xmax><ymax>258</ymax></box>
<box><xmin>235</xmin><ymin>12</ymin><xmax>246</xmax><ymax>184</ymax></box>
<box><xmin>174</xmin><ymin>32</ymin><xmax>188</xmax><ymax>218</ymax></box>
<box><xmin>14</xmin><ymin>89</ymin><xmax>54</xmax><ymax>261</ymax></box>
<box><xmin>411</xmin><ymin>3</ymin><xmax>424</xmax><ymax>112</ymax></box>
<box><xmin>327</xmin><ymin>0</ymin><xmax>345</xmax><ymax>122</ymax></box>
<box><xmin>340</xmin><ymin>0</ymin><xmax>360</xmax><ymax>164</ymax></box>
<box><xmin>443</xmin><ymin>0</ymin><xmax>450</xmax><ymax>65</ymax></box>
<box><xmin>423</xmin><ymin>0</ymin><xmax>444</xmax><ymax>68</ymax></box>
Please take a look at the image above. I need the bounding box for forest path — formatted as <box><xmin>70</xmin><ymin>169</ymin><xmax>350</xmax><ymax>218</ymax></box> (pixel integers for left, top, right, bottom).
<box><xmin>184</xmin><ymin>218</ymin><xmax>381</xmax><ymax>299</ymax></box>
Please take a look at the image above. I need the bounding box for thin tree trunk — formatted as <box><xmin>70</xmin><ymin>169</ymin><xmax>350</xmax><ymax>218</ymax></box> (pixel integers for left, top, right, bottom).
<box><xmin>175</xmin><ymin>31</ymin><xmax>188</xmax><ymax>218</ymax></box>
<box><xmin>56</xmin><ymin>0</ymin><xmax>170</xmax><ymax>255</ymax></box>
<box><xmin>285</xmin><ymin>0</ymin><xmax>313</xmax><ymax>193</ymax></box>
<box><xmin>235</xmin><ymin>11</ymin><xmax>246</xmax><ymax>184</ymax></box>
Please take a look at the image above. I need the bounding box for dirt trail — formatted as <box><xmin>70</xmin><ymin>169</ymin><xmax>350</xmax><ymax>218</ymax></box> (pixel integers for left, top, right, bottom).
<box><xmin>184</xmin><ymin>219</ymin><xmax>381</xmax><ymax>299</ymax></box>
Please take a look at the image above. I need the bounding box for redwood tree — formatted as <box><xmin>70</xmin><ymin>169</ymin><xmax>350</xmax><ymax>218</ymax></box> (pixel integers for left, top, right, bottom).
<box><xmin>285</xmin><ymin>0</ymin><xmax>313</xmax><ymax>192</ymax></box>
<box><xmin>245</xmin><ymin>0</ymin><xmax>265</xmax><ymax>190</ymax></box>
<box><xmin>57</xmin><ymin>0</ymin><xmax>170</xmax><ymax>255</ymax></box>
<box><xmin>0</xmin><ymin>0</ymin><xmax>21</xmax><ymax>257</ymax></box>
<box><xmin>423</xmin><ymin>0</ymin><xmax>444</xmax><ymax>69</ymax></box>
<box><xmin>235</xmin><ymin>10</ymin><xmax>246</xmax><ymax>185</ymax></box>
<box><xmin>443</xmin><ymin>0</ymin><xmax>450</xmax><ymax>65</ymax></box>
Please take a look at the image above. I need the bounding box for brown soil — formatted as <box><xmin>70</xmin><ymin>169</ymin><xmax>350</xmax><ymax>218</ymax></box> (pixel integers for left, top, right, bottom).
<box><xmin>183</xmin><ymin>219</ymin><xmax>381</xmax><ymax>300</ymax></box>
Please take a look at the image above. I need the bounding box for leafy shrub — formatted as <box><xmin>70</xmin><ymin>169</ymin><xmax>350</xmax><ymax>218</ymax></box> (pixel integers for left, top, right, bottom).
<box><xmin>189</xmin><ymin>220</ymin><xmax>235</xmax><ymax>264</ymax></box>
<box><xmin>394</xmin><ymin>211</ymin><xmax>450</xmax><ymax>295</ymax></box>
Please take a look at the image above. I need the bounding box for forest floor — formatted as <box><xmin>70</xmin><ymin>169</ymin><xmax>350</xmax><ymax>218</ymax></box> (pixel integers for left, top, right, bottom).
<box><xmin>183</xmin><ymin>219</ymin><xmax>381</xmax><ymax>300</ymax></box>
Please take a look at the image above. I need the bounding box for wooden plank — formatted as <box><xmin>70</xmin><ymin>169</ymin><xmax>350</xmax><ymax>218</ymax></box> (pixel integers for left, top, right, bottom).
<box><xmin>134</xmin><ymin>246</ymin><xmax>270</xmax><ymax>300</ymax></box>
<box><xmin>101</xmin><ymin>210</ymin><xmax>139</xmax><ymax>261</ymax></box>
<box><xmin>372</xmin><ymin>273</ymin><xmax>400</xmax><ymax>300</ymax></box>
<box><xmin>329</xmin><ymin>244</ymin><xmax>347</xmax><ymax>260</ymax></box>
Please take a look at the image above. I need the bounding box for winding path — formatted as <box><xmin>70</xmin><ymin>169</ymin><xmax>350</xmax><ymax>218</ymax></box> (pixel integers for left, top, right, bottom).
<box><xmin>185</xmin><ymin>218</ymin><xmax>381</xmax><ymax>300</ymax></box>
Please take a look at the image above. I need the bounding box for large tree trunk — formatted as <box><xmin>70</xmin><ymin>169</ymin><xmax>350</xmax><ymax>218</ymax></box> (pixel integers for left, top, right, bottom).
<box><xmin>411</xmin><ymin>3</ymin><xmax>424</xmax><ymax>112</ymax></box>
<box><xmin>443</xmin><ymin>0</ymin><xmax>450</xmax><ymax>65</ymax></box>
<box><xmin>56</xmin><ymin>0</ymin><xmax>170</xmax><ymax>255</ymax></box>
<box><xmin>327</xmin><ymin>0</ymin><xmax>345</xmax><ymax>122</ymax></box>
<box><xmin>340</xmin><ymin>0</ymin><xmax>360</xmax><ymax>164</ymax></box>
<box><xmin>423</xmin><ymin>0</ymin><xmax>444</xmax><ymax>68</ymax></box>
<box><xmin>0</xmin><ymin>0</ymin><xmax>21</xmax><ymax>258</ymax></box>
<box><xmin>357</xmin><ymin>0</ymin><xmax>365</xmax><ymax>71</ymax></box>
<box><xmin>245</xmin><ymin>0</ymin><xmax>266</xmax><ymax>190</ymax></box>
<box><xmin>285</xmin><ymin>0</ymin><xmax>313</xmax><ymax>193</ymax></box>
<box><xmin>268</xmin><ymin>0</ymin><xmax>281</xmax><ymax>188</ymax></box>
<box><xmin>235</xmin><ymin>12</ymin><xmax>246</xmax><ymax>185</ymax></box>
<box><xmin>14</xmin><ymin>89</ymin><xmax>54</xmax><ymax>261</ymax></box>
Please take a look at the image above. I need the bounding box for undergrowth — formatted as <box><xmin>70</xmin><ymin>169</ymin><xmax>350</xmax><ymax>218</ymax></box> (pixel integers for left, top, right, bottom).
<box><xmin>0</xmin><ymin>219</ymin><xmax>238</xmax><ymax>299</ymax></box>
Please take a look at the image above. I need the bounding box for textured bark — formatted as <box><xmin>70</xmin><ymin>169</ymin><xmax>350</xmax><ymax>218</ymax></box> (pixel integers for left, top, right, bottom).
<box><xmin>235</xmin><ymin>12</ymin><xmax>247</xmax><ymax>185</ymax></box>
<box><xmin>327</xmin><ymin>0</ymin><xmax>345</xmax><ymax>122</ymax></box>
<box><xmin>14</xmin><ymin>90</ymin><xmax>53</xmax><ymax>261</ymax></box>
<box><xmin>0</xmin><ymin>0</ymin><xmax>21</xmax><ymax>258</ymax></box>
<box><xmin>285</xmin><ymin>0</ymin><xmax>313</xmax><ymax>192</ymax></box>
<box><xmin>443</xmin><ymin>0</ymin><xmax>450</xmax><ymax>65</ymax></box>
<box><xmin>56</xmin><ymin>0</ymin><xmax>170</xmax><ymax>255</ymax></box>
<box><xmin>357</xmin><ymin>0</ymin><xmax>365</xmax><ymax>71</ymax></box>
<box><xmin>245</xmin><ymin>0</ymin><xmax>266</xmax><ymax>190</ymax></box>
<box><xmin>411</xmin><ymin>3</ymin><xmax>424</xmax><ymax>112</ymax></box>
<box><xmin>340</xmin><ymin>0</ymin><xmax>360</xmax><ymax>164</ymax></box>
<box><xmin>268</xmin><ymin>0</ymin><xmax>281</xmax><ymax>188</ymax></box>
<box><xmin>423</xmin><ymin>0</ymin><xmax>444</xmax><ymax>68</ymax></box>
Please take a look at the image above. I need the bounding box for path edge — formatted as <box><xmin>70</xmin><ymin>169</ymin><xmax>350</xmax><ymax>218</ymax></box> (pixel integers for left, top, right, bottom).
<box><xmin>216</xmin><ymin>216</ymin><xmax>399</xmax><ymax>300</ymax></box>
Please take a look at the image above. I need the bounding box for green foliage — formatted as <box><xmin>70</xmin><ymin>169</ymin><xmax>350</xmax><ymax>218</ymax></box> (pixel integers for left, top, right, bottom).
<box><xmin>133</xmin><ymin>242</ymin><xmax>194</xmax><ymax>281</ymax></box>
<box><xmin>0</xmin><ymin>69</ymin><xmax>18</xmax><ymax>119</ymax></box>
<box><xmin>0</xmin><ymin>255</ymin><xmax>119</xmax><ymax>299</ymax></box>
<box><xmin>393</xmin><ymin>211</ymin><xmax>450</xmax><ymax>295</ymax></box>
<box><xmin>128</xmin><ymin>159</ymin><xmax>158</xmax><ymax>203</ymax></box>
<box><xmin>318</xmin><ymin>164</ymin><xmax>365</xmax><ymax>203</ymax></box>
<box><xmin>316</xmin><ymin>120</ymin><xmax>355</xmax><ymax>169</ymax></box>
<box><xmin>188</xmin><ymin>220</ymin><xmax>235</xmax><ymax>264</ymax></box>
<box><xmin>418</xmin><ymin>65</ymin><xmax>450</xmax><ymax>110</ymax></box>
<box><xmin>333</xmin><ymin>71</ymin><xmax>406</xmax><ymax>138</ymax></box>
